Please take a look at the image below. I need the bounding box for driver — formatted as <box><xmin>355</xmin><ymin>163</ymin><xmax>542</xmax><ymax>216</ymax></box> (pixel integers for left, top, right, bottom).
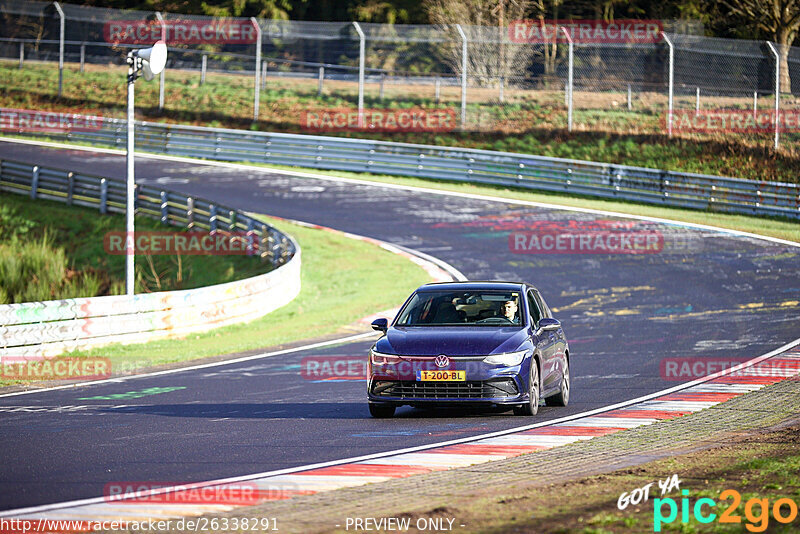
<box><xmin>501</xmin><ymin>300</ymin><xmax>518</xmax><ymax>321</ymax></box>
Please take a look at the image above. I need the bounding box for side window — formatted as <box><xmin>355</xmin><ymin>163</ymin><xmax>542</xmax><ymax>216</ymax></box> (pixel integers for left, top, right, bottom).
<box><xmin>527</xmin><ymin>291</ymin><xmax>541</xmax><ymax>326</ymax></box>
<box><xmin>533</xmin><ymin>291</ymin><xmax>551</xmax><ymax>318</ymax></box>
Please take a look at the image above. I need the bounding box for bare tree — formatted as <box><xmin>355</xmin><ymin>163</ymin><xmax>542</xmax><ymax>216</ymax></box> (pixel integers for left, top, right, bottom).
<box><xmin>425</xmin><ymin>0</ymin><xmax>535</xmax><ymax>87</ymax></box>
<box><xmin>529</xmin><ymin>0</ymin><xmax>563</xmax><ymax>80</ymax></box>
<box><xmin>720</xmin><ymin>0</ymin><xmax>800</xmax><ymax>92</ymax></box>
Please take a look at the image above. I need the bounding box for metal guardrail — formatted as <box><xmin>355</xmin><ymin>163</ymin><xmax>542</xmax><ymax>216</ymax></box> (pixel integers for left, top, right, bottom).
<box><xmin>0</xmin><ymin>157</ymin><xmax>300</xmax><ymax>359</ymax></box>
<box><xmin>7</xmin><ymin>117</ymin><xmax>799</xmax><ymax>220</ymax></box>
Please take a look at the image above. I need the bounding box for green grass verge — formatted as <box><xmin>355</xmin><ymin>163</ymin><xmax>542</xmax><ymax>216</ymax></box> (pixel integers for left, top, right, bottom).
<box><xmin>3</xmin><ymin>60</ymin><xmax>800</xmax><ymax>183</ymax></box>
<box><xmin>0</xmin><ymin>192</ymin><xmax>269</xmax><ymax>300</ymax></box>
<box><xmin>449</xmin><ymin>424</ymin><xmax>800</xmax><ymax>533</ymax></box>
<box><xmin>0</xmin><ymin>215</ymin><xmax>431</xmax><ymax>387</ymax></box>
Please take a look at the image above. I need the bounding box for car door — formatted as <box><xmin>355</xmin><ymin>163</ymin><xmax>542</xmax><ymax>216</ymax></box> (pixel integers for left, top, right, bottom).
<box><xmin>534</xmin><ymin>289</ymin><xmax>567</xmax><ymax>386</ymax></box>
<box><xmin>527</xmin><ymin>289</ymin><xmax>557</xmax><ymax>392</ymax></box>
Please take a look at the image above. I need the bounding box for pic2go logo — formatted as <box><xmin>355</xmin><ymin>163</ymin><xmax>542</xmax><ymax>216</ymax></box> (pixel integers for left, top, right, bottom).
<box><xmin>654</xmin><ymin>489</ymin><xmax>799</xmax><ymax>532</ymax></box>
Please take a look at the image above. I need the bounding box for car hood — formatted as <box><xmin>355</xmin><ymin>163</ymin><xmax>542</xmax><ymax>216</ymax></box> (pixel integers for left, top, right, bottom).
<box><xmin>376</xmin><ymin>326</ymin><xmax>527</xmax><ymax>356</ymax></box>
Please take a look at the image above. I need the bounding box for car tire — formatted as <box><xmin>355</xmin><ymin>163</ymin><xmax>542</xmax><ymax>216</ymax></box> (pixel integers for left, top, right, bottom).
<box><xmin>547</xmin><ymin>357</ymin><xmax>570</xmax><ymax>407</ymax></box>
<box><xmin>513</xmin><ymin>359</ymin><xmax>540</xmax><ymax>416</ymax></box>
<box><xmin>369</xmin><ymin>403</ymin><xmax>396</xmax><ymax>418</ymax></box>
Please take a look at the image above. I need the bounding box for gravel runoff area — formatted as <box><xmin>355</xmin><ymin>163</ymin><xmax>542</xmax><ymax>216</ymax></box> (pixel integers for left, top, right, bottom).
<box><xmin>183</xmin><ymin>370</ymin><xmax>800</xmax><ymax>534</ymax></box>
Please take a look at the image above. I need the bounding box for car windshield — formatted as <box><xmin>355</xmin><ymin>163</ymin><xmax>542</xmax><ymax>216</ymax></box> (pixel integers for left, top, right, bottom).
<box><xmin>396</xmin><ymin>290</ymin><xmax>522</xmax><ymax>326</ymax></box>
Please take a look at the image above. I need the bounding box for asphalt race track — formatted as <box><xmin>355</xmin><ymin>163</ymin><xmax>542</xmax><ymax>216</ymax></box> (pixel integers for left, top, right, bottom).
<box><xmin>0</xmin><ymin>140</ymin><xmax>798</xmax><ymax>511</ymax></box>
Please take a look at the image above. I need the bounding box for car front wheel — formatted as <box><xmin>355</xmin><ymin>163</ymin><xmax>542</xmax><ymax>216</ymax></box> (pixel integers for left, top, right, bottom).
<box><xmin>514</xmin><ymin>359</ymin><xmax>540</xmax><ymax>416</ymax></box>
<box><xmin>369</xmin><ymin>403</ymin><xmax>396</xmax><ymax>418</ymax></box>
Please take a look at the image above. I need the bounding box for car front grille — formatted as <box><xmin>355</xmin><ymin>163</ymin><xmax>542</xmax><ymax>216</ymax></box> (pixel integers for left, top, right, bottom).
<box><xmin>372</xmin><ymin>379</ymin><xmax>518</xmax><ymax>399</ymax></box>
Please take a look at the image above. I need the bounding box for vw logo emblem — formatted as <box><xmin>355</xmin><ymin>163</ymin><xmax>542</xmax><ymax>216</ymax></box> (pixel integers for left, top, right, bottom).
<box><xmin>434</xmin><ymin>354</ymin><xmax>450</xmax><ymax>368</ymax></box>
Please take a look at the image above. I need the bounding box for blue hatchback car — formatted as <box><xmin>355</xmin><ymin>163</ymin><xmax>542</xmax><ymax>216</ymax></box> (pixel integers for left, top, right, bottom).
<box><xmin>367</xmin><ymin>281</ymin><xmax>570</xmax><ymax>418</ymax></box>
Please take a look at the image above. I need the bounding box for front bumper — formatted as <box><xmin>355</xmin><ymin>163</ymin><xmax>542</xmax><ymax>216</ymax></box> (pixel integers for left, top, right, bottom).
<box><xmin>367</xmin><ymin>355</ymin><xmax>532</xmax><ymax>406</ymax></box>
<box><xmin>367</xmin><ymin>377</ymin><xmax>527</xmax><ymax>406</ymax></box>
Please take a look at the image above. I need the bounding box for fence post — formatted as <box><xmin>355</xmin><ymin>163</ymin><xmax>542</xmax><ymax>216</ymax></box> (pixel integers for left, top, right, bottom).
<box><xmin>753</xmin><ymin>91</ymin><xmax>757</xmax><ymax>120</ymax></box>
<box><xmin>455</xmin><ymin>24</ymin><xmax>468</xmax><ymax>129</ymax></box>
<box><xmin>126</xmin><ymin>56</ymin><xmax>135</xmax><ymax>296</ymax></box>
<box><xmin>560</xmin><ymin>27</ymin><xmax>573</xmax><ymax>132</ymax></box>
<box><xmin>30</xmin><ymin>166</ymin><xmax>40</xmax><ymax>199</ymax></box>
<box><xmin>209</xmin><ymin>204</ymin><xmax>217</xmax><ymax>232</ymax></box>
<box><xmin>252</xmin><ymin>17</ymin><xmax>262</xmax><ymax>122</ymax></box>
<box><xmin>499</xmin><ymin>76</ymin><xmax>504</xmax><ymax>103</ymax></box>
<box><xmin>53</xmin><ymin>2</ymin><xmax>65</xmax><ymax>97</ymax></box>
<box><xmin>662</xmin><ymin>32</ymin><xmax>674</xmax><ymax>137</ymax></box>
<box><xmin>260</xmin><ymin>223</ymin><xmax>271</xmax><ymax>261</ymax></box>
<box><xmin>66</xmin><ymin>172</ymin><xmax>74</xmax><ymax>205</ymax></box>
<box><xmin>99</xmin><ymin>178</ymin><xmax>108</xmax><ymax>214</ymax></box>
<box><xmin>80</xmin><ymin>43</ymin><xmax>85</xmax><ymax>73</ymax></box>
<box><xmin>695</xmin><ymin>87</ymin><xmax>699</xmax><ymax>115</ymax></box>
<box><xmin>246</xmin><ymin>219</ymin><xmax>256</xmax><ymax>256</ymax></box>
<box><xmin>160</xmin><ymin>191</ymin><xmax>169</xmax><ymax>224</ymax></box>
<box><xmin>318</xmin><ymin>66</ymin><xmax>324</xmax><ymax>95</ymax></box>
<box><xmin>262</xmin><ymin>60</ymin><xmax>267</xmax><ymax>90</ymax></box>
<box><xmin>201</xmin><ymin>54</ymin><xmax>207</xmax><ymax>85</ymax></box>
<box><xmin>352</xmin><ymin>22</ymin><xmax>366</xmax><ymax>128</ymax></box>
<box><xmin>186</xmin><ymin>197</ymin><xmax>194</xmax><ymax>229</ymax></box>
<box><xmin>159</xmin><ymin>66</ymin><xmax>165</xmax><ymax>110</ymax></box>
<box><xmin>19</xmin><ymin>42</ymin><xmax>23</xmax><ymax>69</ymax></box>
<box><xmin>627</xmin><ymin>84</ymin><xmax>632</xmax><ymax>110</ymax></box>
<box><xmin>766</xmin><ymin>41</ymin><xmax>780</xmax><ymax>150</ymax></box>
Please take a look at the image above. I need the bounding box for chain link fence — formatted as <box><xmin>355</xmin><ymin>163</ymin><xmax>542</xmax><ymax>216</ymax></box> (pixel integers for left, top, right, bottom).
<box><xmin>2</xmin><ymin>1</ymin><xmax>800</xmax><ymax>148</ymax></box>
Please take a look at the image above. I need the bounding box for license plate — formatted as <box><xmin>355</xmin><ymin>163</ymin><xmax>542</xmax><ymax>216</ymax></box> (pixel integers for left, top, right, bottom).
<box><xmin>416</xmin><ymin>370</ymin><xmax>466</xmax><ymax>381</ymax></box>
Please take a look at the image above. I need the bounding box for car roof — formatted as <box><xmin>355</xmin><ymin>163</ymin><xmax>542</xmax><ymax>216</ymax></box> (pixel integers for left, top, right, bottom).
<box><xmin>415</xmin><ymin>281</ymin><xmax>530</xmax><ymax>292</ymax></box>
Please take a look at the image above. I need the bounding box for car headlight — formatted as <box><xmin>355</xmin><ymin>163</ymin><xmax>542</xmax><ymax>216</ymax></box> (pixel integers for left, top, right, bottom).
<box><xmin>483</xmin><ymin>350</ymin><xmax>527</xmax><ymax>367</ymax></box>
<box><xmin>370</xmin><ymin>349</ymin><xmax>401</xmax><ymax>365</ymax></box>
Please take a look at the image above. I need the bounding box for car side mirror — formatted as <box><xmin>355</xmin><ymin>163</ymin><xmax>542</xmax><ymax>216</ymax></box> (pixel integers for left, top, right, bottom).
<box><xmin>371</xmin><ymin>318</ymin><xmax>388</xmax><ymax>333</ymax></box>
<box><xmin>538</xmin><ymin>318</ymin><xmax>561</xmax><ymax>332</ymax></box>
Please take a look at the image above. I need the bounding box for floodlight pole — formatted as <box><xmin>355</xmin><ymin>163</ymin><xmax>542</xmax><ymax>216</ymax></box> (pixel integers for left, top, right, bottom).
<box><xmin>126</xmin><ymin>52</ymin><xmax>136</xmax><ymax>296</ymax></box>
<box><xmin>156</xmin><ymin>13</ymin><xmax>165</xmax><ymax>111</ymax></box>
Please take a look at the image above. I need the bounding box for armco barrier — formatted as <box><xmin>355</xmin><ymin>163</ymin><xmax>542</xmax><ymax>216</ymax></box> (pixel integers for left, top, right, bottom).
<box><xmin>0</xmin><ymin>158</ymin><xmax>300</xmax><ymax>359</ymax></box>
<box><xmin>5</xmin><ymin>117</ymin><xmax>799</xmax><ymax>219</ymax></box>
